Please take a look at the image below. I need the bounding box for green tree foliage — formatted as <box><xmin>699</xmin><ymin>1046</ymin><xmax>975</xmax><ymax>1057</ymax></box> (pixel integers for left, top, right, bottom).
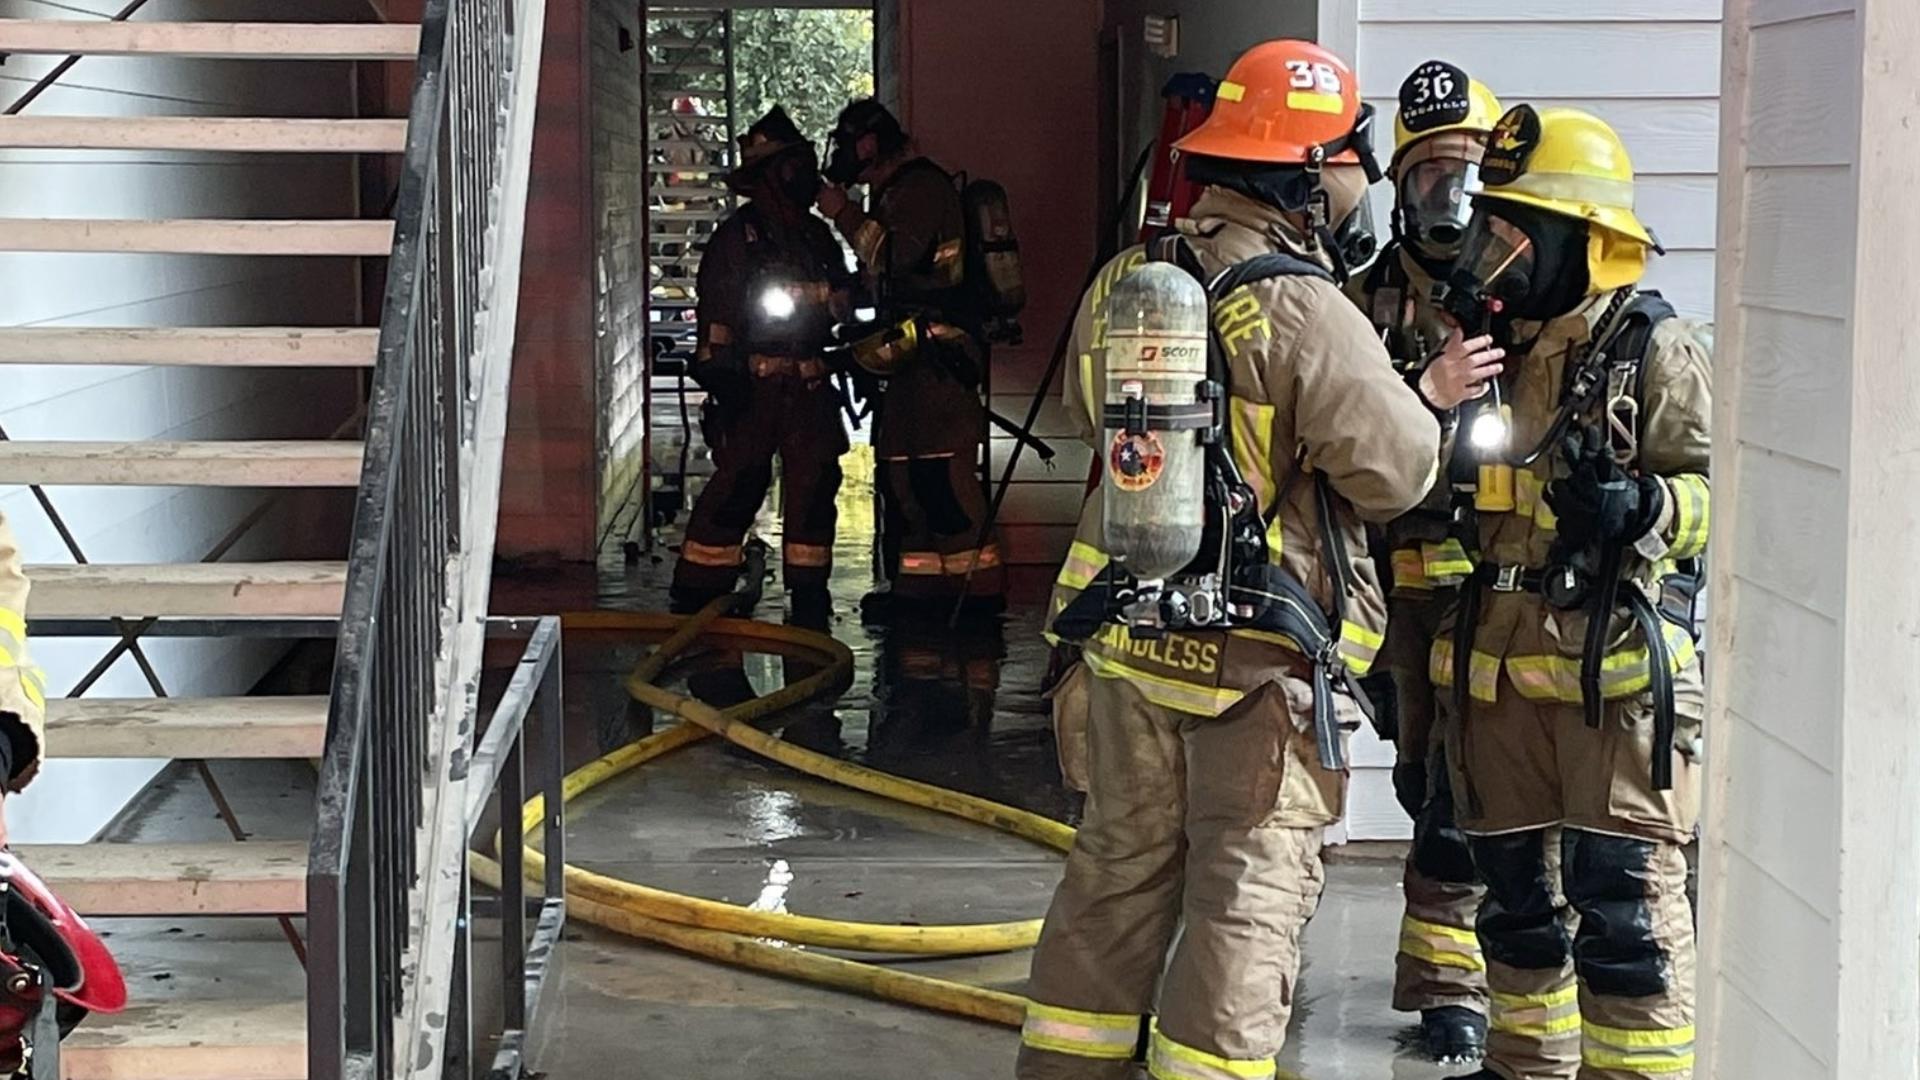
<box><xmin>731</xmin><ymin>9</ymin><xmax>875</xmax><ymax>147</ymax></box>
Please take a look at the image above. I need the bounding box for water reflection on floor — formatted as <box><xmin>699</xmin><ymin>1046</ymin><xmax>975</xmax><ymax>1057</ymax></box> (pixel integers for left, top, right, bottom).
<box><xmin>503</xmin><ymin>522</ymin><xmax>1461</xmax><ymax>1080</ymax></box>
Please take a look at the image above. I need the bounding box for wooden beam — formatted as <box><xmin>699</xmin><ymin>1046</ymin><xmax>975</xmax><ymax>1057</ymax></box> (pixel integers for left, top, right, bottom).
<box><xmin>0</xmin><ymin>116</ymin><xmax>408</xmax><ymax>153</ymax></box>
<box><xmin>65</xmin><ymin>999</ymin><xmax>306</xmax><ymax>1080</ymax></box>
<box><xmin>0</xmin><ymin>441</ymin><xmax>363</xmax><ymax>487</ymax></box>
<box><xmin>0</xmin><ymin>219</ymin><xmax>394</xmax><ymax>256</ymax></box>
<box><xmin>24</xmin><ymin>562</ymin><xmax>347</xmax><ymax>618</ymax></box>
<box><xmin>46</xmin><ymin>697</ymin><xmax>328</xmax><ymax>759</ymax></box>
<box><xmin>16</xmin><ymin>841</ymin><xmax>308</xmax><ymax>915</ymax></box>
<box><xmin>0</xmin><ymin>327</ymin><xmax>378</xmax><ymax>367</ymax></box>
<box><xmin>0</xmin><ymin>19</ymin><xmax>418</xmax><ymax>59</ymax></box>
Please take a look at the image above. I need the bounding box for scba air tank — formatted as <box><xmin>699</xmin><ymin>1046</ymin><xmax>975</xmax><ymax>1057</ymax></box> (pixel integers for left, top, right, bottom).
<box><xmin>1101</xmin><ymin>261</ymin><xmax>1212</xmax><ymax>583</ymax></box>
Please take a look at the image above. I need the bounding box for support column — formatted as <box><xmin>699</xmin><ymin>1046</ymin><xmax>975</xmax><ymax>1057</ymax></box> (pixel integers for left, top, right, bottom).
<box><xmin>1701</xmin><ymin>0</ymin><xmax>1920</xmax><ymax>1074</ymax></box>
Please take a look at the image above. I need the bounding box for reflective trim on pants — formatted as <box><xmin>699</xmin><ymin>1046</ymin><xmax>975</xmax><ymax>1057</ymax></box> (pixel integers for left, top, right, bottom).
<box><xmin>1391</xmin><ymin>548</ymin><xmax>1429</xmax><ymax>592</ymax></box>
<box><xmin>1081</xmin><ymin>650</ymin><xmax>1243</xmax><ymax>717</ymax></box>
<box><xmin>1398</xmin><ymin>914</ymin><xmax>1485</xmax><ymax>973</ymax></box>
<box><xmin>1583</xmin><ymin>1021</ymin><xmax>1695</xmax><ymax>1075</ymax></box>
<box><xmin>1020</xmin><ymin>1003</ymin><xmax>1141</xmax><ymax>1061</ymax></box>
<box><xmin>783</xmin><ymin>541</ymin><xmax>831</xmax><ymax>569</ymax></box>
<box><xmin>1491</xmin><ymin>985</ymin><xmax>1581</xmax><ymax>1039</ymax></box>
<box><xmin>899</xmin><ymin>550</ymin><xmax>946</xmax><ymax>576</ymax></box>
<box><xmin>1147</xmin><ymin>1025</ymin><xmax>1275</xmax><ymax>1080</ymax></box>
<box><xmin>944</xmin><ymin>544</ymin><xmax>1001</xmax><ymax>573</ymax></box>
<box><xmin>1421</xmin><ymin>539</ymin><xmax>1474</xmax><ymax>584</ymax></box>
<box><xmin>681</xmin><ymin>540</ymin><xmax>744</xmax><ymax>568</ymax></box>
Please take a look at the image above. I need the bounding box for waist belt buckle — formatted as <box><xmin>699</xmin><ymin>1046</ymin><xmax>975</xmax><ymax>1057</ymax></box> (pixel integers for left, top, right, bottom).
<box><xmin>1492</xmin><ymin>565</ymin><xmax>1523</xmax><ymax>593</ymax></box>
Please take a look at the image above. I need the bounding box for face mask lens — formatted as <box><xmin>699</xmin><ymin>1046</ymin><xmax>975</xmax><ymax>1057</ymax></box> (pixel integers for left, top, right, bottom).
<box><xmin>1399</xmin><ymin>159</ymin><xmax>1478</xmax><ymax>256</ymax></box>
<box><xmin>1456</xmin><ymin>211</ymin><xmax>1535</xmax><ymax>302</ymax></box>
<box><xmin>1335</xmin><ymin>193</ymin><xmax>1378</xmax><ymax>268</ymax></box>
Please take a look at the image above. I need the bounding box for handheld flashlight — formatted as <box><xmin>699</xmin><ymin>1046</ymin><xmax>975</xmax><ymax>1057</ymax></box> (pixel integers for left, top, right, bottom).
<box><xmin>760</xmin><ymin>285</ymin><xmax>797</xmax><ymax>321</ymax></box>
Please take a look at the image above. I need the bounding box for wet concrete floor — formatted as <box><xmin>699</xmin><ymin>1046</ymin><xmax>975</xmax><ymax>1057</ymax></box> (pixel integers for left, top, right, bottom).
<box><xmin>498</xmin><ymin>501</ymin><xmax>1469</xmax><ymax>1080</ymax></box>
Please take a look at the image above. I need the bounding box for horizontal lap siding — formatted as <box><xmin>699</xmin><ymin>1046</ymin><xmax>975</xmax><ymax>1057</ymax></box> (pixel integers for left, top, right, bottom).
<box><xmin>1357</xmin><ymin>4</ymin><xmax>1723</xmax><ymax>317</ymax></box>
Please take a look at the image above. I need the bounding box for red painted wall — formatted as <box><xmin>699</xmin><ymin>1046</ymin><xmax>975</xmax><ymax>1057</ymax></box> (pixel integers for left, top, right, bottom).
<box><xmin>895</xmin><ymin>0</ymin><xmax>1105</xmax><ymax>565</ymax></box>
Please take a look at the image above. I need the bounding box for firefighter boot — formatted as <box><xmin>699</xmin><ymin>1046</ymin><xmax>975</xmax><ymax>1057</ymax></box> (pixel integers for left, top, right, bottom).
<box><xmin>1421</xmin><ymin>1006</ymin><xmax>1487</xmax><ymax>1063</ymax></box>
<box><xmin>789</xmin><ymin>586</ymin><xmax>833</xmax><ymax>633</ymax></box>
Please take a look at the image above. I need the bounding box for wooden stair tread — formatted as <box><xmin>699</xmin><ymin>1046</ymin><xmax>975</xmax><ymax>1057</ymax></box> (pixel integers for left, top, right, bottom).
<box><xmin>24</xmin><ymin>562</ymin><xmax>347</xmax><ymax>618</ymax></box>
<box><xmin>0</xmin><ymin>219</ymin><xmax>394</xmax><ymax>256</ymax></box>
<box><xmin>0</xmin><ymin>116</ymin><xmax>407</xmax><ymax>153</ymax></box>
<box><xmin>0</xmin><ymin>326</ymin><xmax>377</xmax><ymax>367</ymax></box>
<box><xmin>47</xmin><ymin>697</ymin><xmax>327</xmax><ymax>759</ymax></box>
<box><xmin>0</xmin><ymin>440</ymin><xmax>363</xmax><ymax>487</ymax></box>
<box><xmin>17</xmin><ymin>841</ymin><xmax>307</xmax><ymax>916</ymax></box>
<box><xmin>65</xmin><ymin>998</ymin><xmax>306</xmax><ymax>1080</ymax></box>
<box><xmin>0</xmin><ymin>19</ymin><xmax>417</xmax><ymax>60</ymax></box>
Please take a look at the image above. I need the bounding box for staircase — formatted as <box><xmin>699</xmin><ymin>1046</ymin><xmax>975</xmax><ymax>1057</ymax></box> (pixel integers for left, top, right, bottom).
<box><xmin>0</xmin><ymin>2</ymin><xmax>550</xmax><ymax>1077</ymax></box>
<box><xmin>639</xmin><ymin>7</ymin><xmax>736</xmax><ymax>545</ymax></box>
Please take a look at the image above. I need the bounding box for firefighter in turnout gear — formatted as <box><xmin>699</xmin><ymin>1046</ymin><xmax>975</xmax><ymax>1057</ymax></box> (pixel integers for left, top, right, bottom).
<box><xmin>670</xmin><ymin>106</ymin><xmax>853</xmax><ymax>630</ymax></box>
<box><xmin>0</xmin><ymin>511</ymin><xmax>47</xmax><ymax>843</ymax></box>
<box><xmin>817</xmin><ymin>99</ymin><xmax>1005</xmax><ymax>614</ymax></box>
<box><xmin>1018</xmin><ymin>41</ymin><xmax>1440</xmax><ymax>1080</ymax></box>
<box><xmin>1347</xmin><ymin>59</ymin><xmax>1504</xmax><ymax>1063</ymax></box>
<box><xmin>1431</xmin><ymin>105</ymin><xmax>1710</xmax><ymax>1080</ymax></box>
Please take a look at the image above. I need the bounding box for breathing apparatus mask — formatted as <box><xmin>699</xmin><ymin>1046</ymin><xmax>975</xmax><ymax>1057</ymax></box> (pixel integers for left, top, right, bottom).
<box><xmin>1441</xmin><ymin>199</ymin><xmax>1590</xmax><ymax>343</ymax></box>
<box><xmin>770</xmin><ymin>145</ymin><xmax>824</xmax><ymax>208</ymax></box>
<box><xmin>1183</xmin><ymin>107</ymin><xmax>1383</xmax><ymax>282</ymax></box>
<box><xmin>824</xmin><ymin>99</ymin><xmax>907</xmax><ymax>187</ymax></box>
<box><xmin>1397</xmin><ymin>156</ymin><xmax>1478</xmax><ymax>261</ymax></box>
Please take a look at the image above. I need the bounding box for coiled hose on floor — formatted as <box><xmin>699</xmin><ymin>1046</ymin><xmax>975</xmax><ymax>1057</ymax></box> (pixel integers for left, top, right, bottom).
<box><xmin>469</xmin><ymin>596</ymin><xmax>1068</xmax><ymax>1026</ymax></box>
<box><xmin>470</xmin><ymin>600</ymin><xmax>1311</xmax><ymax>1080</ymax></box>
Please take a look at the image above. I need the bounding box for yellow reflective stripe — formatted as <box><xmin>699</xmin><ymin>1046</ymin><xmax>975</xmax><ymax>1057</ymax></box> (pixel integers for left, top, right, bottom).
<box><xmin>1230</xmin><ymin>627</ymin><xmax>1307</xmax><ymax>653</ymax></box>
<box><xmin>681</xmin><ymin>540</ymin><xmax>743</xmax><ymax>567</ymax></box>
<box><xmin>1078</xmin><ymin>352</ymin><xmax>1098</xmax><ymax>431</ymax></box>
<box><xmin>1228</xmin><ymin>396</ymin><xmax>1281</xmax><ymax>553</ymax></box>
<box><xmin>1492</xmin><ymin>984</ymin><xmax>1581</xmax><ymax>1039</ymax></box>
<box><xmin>1582</xmin><ymin>1020</ymin><xmax>1696</xmax><ymax>1074</ymax></box>
<box><xmin>1398</xmin><ymin>915</ymin><xmax>1485</xmax><ymax>972</ymax></box>
<box><xmin>1148</xmin><ymin>1024</ymin><xmax>1275</xmax><ymax>1080</ymax></box>
<box><xmin>853</xmin><ymin>220</ymin><xmax>887</xmax><ymax>266</ymax></box>
<box><xmin>943</xmin><ymin>545</ymin><xmax>1001</xmax><ymax>573</ymax></box>
<box><xmin>899</xmin><ymin>550</ymin><xmax>946</xmax><ymax>576</ymax></box>
<box><xmin>1667</xmin><ymin>474</ymin><xmax>1710</xmax><ymax>559</ymax></box>
<box><xmin>1584</xmin><ymin>1022</ymin><xmax>1695</xmax><ymax>1049</ymax></box>
<box><xmin>0</xmin><ymin>646</ymin><xmax>44</xmax><ymax>711</ymax></box>
<box><xmin>1428</xmin><ymin>640</ymin><xmax>1501</xmax><ymax>703</ymax></box>
<box><xmin>1504</xmin><ymin>623</ymin><xmax>1699</xmax><ymax>704</ymax></box>
<box><xmin>0</xmin><ymin>608</ymin><xmax>24</xmax><ymax>644</ymax></box>
<box><xmin>1391</xmin><ymin>548</ymin><xmax>1429</xmax><ymax>591</ymax></box>
<box><xmin>1514</xmin><ymin>469</ymin><xmax>1557</xmax><ymax>530</ymax></box>
<box><xmin>1057</xmin><ymin>541</ymin><xmax>1109</xmax><ymax>591</ymax></box>
<box><xmin>1021</xmin><ymin>1003</ymin><xmax>1140</xmax><ymax>1061</ymax></box>
<box><xmin>1339</xmin><ymin>619</ymin><xmax>1382</xmax><ymax>677</ymax></box>
<box><xmin>1421</xmin><ymin>539</ymin><xmax>1474</xmax><ymax>582</ymax></box>
<box><xmin>782</xmin><ymin>542</ymin><xmax>831</xmax><ymax>568</ymax></box>
<box><xmin>1083</xmin><ymin>650</ymin><xmax>1243</xmax><ymax>717</ymax></box>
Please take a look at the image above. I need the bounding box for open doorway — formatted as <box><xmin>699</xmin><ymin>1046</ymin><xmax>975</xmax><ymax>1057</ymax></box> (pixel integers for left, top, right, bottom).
<box><xmin>635</xmin><ymin>4</ymin><xmax>876</xmax><ymax>564</ymax></box>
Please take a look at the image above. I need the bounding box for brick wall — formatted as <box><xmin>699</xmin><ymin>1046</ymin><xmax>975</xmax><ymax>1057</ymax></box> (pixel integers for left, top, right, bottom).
<box><xmin>498</xmin><ymin>0</ymin><xmax>598</xmax><ymax>567</ymax></box>
<box><xmin>590</xmin><ymin>0</ymin><xmax>647</xmax><ymax>543</ymax></box>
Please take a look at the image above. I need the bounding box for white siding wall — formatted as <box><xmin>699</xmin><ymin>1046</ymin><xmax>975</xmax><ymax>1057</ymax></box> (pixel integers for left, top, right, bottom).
<box><xmin>1352</xmin><ymin>0</ymin><xmax>1723</xmax><ymax>318</ymax></box>
<box><xmin>0</xmin><ymin>0</ymin><xmax>368</xmax><ymax>842</ymax></box>
<box><xmin>1702</xmin><ymin>1</ymin><xmax>1920</xmax><ymax>1075</ymax></box>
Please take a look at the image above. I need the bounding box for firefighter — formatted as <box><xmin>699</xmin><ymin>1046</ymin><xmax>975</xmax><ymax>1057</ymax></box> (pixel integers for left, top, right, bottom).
<box><xmin>1018</xmin><ymin>41</ymin><xmax>1440</xmax><ymax>1080</ymax></box>
<box><xmin>1431</xmin><ymin>105</ymin><xmax>1710</xmax><ymax>1080</ymax></box>
<box><xmin>669</xmin><ymin>106</ymin><xmax>853</xmax><ymax>631</ymax></box>
<box><xmin>816</xmin><ymin>100</ymin><xmax>1005</xmax><ymax>615</ymax></box>
<box><xmin>0</xmin><ymin>509</ymin><xmax>47</xmax><ymax>846</ymax></box>
<box><xmin>1348</xmin><ymin>59</ymin><xmax>1505</xmax><ymax>1062</ymax></box>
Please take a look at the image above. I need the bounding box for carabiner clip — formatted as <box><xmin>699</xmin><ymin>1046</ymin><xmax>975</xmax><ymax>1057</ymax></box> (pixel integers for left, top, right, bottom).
<box><xmin>1607</xmin><ymin>392</ymin><xmax>1639</xmax><ymax>467</ymax></box>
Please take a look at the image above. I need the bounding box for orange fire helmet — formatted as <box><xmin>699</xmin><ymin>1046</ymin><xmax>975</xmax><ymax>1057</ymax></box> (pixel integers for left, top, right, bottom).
<box><xmin>1174</xmin><ymin>40</ymin><xmax>1373</xmax><ymax>167</ymax></box>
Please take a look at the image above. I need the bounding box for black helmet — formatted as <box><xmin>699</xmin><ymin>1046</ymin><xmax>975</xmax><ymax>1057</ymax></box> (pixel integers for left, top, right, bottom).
<box><xmin>731</xmin><ymin>106</ymin><xmax>811</xmax><ymax>183</ymax></box>
<box><xmin>825</xmin><ymin>99</ymin><xmax>907</xmax><ymax>185</ymax></box>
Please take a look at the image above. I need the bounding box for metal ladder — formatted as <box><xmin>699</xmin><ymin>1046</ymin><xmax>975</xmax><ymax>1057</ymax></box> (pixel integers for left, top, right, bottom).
<box><xmin>638</xmin><ymin>6</ymin><xmax>736</xmax><ymax>552</ymax></box>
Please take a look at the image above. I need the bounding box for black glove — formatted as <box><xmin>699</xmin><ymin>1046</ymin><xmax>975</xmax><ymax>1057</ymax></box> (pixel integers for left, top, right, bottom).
<box><xmin>1393</xmin><ymin>759</ymin><xmax>1428</xmax><ymax>819</ymax></box>
<box><xmin>1545</xmin><ymin>444</ymin><xmax>1664</xmax><ymax>547</ymax></box>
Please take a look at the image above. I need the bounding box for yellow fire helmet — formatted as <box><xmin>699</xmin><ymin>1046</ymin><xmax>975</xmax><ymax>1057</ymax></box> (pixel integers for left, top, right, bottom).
<box><xmin>1391</xmin><ymin>60</ymin><xmax>1502</xmax><ymax>170</ymax></box>
<box><xmin>1475</xmin><ymin>103</ymin><xmax>1655</xmax><ymax>292</ymax></box>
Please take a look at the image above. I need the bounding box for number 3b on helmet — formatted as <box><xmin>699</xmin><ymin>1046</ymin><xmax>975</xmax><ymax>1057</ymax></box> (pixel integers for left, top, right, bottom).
<box><xmin>1173</xmin><ymin>40</ymin><xmax>1376</xmax><ymax>171</ymax></box>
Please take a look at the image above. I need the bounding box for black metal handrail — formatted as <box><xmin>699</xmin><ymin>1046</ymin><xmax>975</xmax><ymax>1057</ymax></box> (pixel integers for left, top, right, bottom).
<box><xmin>308</xmin><ymin>0</ymin><xmax>545</xmax><ymax>1076</ymax></box>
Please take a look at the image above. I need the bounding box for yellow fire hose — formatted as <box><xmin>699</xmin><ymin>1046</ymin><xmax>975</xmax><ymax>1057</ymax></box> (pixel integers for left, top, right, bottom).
<box><xmin>469</xmin><ymin>599</ymin><xmax>1311</xmax><ymax>1077</ymax></box>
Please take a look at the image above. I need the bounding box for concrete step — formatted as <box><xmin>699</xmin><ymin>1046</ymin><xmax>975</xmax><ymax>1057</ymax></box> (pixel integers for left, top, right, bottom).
<box><xmin>18</xmin><ymin>841</ymin><xmax>307</xmax><ymax>916</ymax></box>
<box><xmin>0</xmin><ymin>115</ymin><xmax>407</xmax><ymax>153</ymax></box>
<box><xmin>0</xmin><ymin>440</ymin><xmax>363</xmax><ymax>488</ymax></box>
<box><xmin>0</xmin><ymin>440</ymin><xmax>363</xmax><ymax>487</ymax></box>
<box><xmin>0</xmin><ymin>18</ymin><xmax>417</xmax><ymax>60</ymax></box>
<box><xmin>0</xmin><ymin>219</ymin><xmax>393</xmax><ymax>256</ymax></box>
<box><xmin>47</xmin><ymin>697</ymin><xmax>327</xmax><ymax>759</ymax></box>
<box><xmin>0</xmin><ymin>326</ymin><xmax>378</xmax><ymax>367</ymax></box>
<box><xmin>65</xmin><ymin>998</ymin><xmax>306</xmax><ymax>1080</ymax></box>
<box><xmin>24</xmin><ymin>562</ymin><xmax>347</xmax><ymax>618</ymax></box>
